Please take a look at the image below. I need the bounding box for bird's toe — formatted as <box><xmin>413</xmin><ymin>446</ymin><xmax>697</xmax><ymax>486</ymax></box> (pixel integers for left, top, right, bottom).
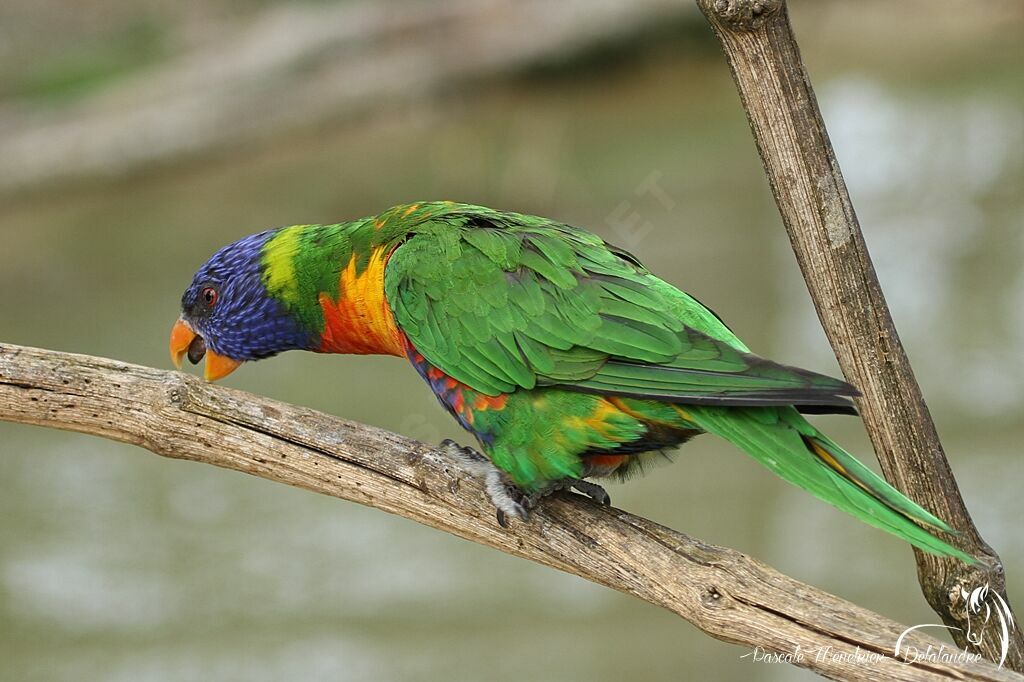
<box><xmin>571</xmin><ymin>479</ymin><xmax>612</xmax><ymax>506</ymax></box>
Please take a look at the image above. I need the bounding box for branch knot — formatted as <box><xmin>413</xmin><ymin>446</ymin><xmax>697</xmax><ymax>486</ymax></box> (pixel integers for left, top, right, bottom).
<box><xmin>708</xmin><ymin>0</ymin><xmax>782</xmax><ymax>30</ymax></box>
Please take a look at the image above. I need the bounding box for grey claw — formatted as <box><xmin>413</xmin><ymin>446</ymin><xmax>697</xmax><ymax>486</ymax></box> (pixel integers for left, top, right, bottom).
<box><xmin>485</xmin><ymin>470</ymin><xmax>532</xmax><ymax>527</ymax></box>
<box><xmin>494</xmin><ymin>500</ymin><xmax>529</xmax><ymax>528</ymax></box>
<box><xmin>440</xmin><ymin>439</ymin><xmax>489</xmax><ymax>466</ymax></box>
<box><xmin>571</xmin><ymin>479</ymin><xmax>611</xmax><ymax>507</ymax></box>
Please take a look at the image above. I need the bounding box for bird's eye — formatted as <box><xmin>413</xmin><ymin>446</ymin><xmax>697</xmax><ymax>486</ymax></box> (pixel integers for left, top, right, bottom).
<box><xmin>201</xmin><ymin>287</ymin><xmax>218</xmax><ymax>308</ymax></box>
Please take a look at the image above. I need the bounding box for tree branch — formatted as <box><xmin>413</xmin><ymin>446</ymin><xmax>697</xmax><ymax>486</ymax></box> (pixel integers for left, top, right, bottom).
<box><xmin>694</xmin><ymin>0</ymin><xmax>1021</xmax><ymax>670</ymax></box>
<box><xmin>0</xmin><ymin>342</ymin><xmax>1018</xmax><ymax>681</ymax></box>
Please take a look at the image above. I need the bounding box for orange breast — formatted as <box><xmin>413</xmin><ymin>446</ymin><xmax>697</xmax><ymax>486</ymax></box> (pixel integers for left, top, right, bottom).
<box><xmin>317</xmin><ymin>247</ymin><xmax>404</xmax><ymax>356</ymax></box>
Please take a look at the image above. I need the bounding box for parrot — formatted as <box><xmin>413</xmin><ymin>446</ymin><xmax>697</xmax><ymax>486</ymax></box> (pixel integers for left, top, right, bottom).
<box><xmin>170</xmin><ymin>201</ymin><xmax>972</xmax><ymax>562</ymax></box>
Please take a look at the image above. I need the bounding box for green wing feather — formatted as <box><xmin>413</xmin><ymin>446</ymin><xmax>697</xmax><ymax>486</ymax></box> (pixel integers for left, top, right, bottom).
<box><xmin>384</xmin><ymin>204</ymin><xmax>856</xmax><ymax>409</ymax></box>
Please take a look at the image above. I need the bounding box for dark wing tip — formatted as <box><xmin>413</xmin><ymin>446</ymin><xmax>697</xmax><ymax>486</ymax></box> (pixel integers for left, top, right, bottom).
<box><xmin>797</xmin><ymin>401</ymin><xmax>859</xmax><ymax>416</ymax></box>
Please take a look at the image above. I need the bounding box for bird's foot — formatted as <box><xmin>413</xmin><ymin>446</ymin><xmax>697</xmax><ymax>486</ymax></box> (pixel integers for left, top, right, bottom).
<box><xmin>440</xmin><ymin>439</ymin><xmax>526</xmax><ymax>525</ymax></box>
<box><xmin>488</xmin><ymin>477</ymin><xmax>613</xmax><ymax>527</ymax></box>
<box><xmin>568</xmin><ymin>479</ymin><xmax>612</xmax><ymax>507</ymax></box>
<box><xmin>440</xmin><ymin>439</ymin><xmax>490</xmax><ymax>470</ymax></box>
<box><xmin>486</xmin><ymin>470</ymin><xmax>534</xmax><ymax>528</ymax></box>
<box><xmin>438</xmin><ymin>440</ymin><xmax>612</xmax><ymax>527</ymax></box>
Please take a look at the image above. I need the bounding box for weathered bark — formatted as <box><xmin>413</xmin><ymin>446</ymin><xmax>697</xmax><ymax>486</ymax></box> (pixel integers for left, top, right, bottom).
<box><xmin>695</xmin><ymin>0</ymin><xmax>1021</xmax><ymax>670</ymax></box>
<box><xmin>0</xmin><ymin>343</ymin><xmax>1019</xmax><ymax>681</ymax></box>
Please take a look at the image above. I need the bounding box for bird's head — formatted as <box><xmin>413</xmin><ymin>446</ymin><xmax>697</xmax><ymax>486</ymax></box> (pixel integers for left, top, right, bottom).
<box><xmin>170</xmin><ymin>230</ymin><xmax>314</xmax><ymax>380</ymax></box>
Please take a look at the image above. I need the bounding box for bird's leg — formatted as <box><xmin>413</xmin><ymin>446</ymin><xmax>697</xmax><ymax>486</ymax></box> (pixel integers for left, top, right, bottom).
<box><xmin>438</xmin><ymin>440</ymin><xmax>611</xmax><ymax>526</ymax></box>
<box><xmin>500</xmin><ymin>478</ymin><xmax>612</xmax><ymax>525</ymax></box>
<box><xmin>489</xmin><ymin>477</ymin><xmax>613</xmax><ymax>527</ymax></box>
<box><xmin>439</xmin><ymin>439</ymin><xmax>529</xmax><ymax>526</ymax></box>
<box><xmin>440</xmin><ymin>439</ymin><xmax>490</xmax><ymax>469</ymax></box>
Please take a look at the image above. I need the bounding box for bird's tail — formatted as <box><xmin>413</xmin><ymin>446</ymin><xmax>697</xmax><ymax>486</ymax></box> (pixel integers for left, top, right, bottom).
<box><xmin>680</xmin><ymin>405</ymin><xmax>975</xmax><ymax>563</ymax></box>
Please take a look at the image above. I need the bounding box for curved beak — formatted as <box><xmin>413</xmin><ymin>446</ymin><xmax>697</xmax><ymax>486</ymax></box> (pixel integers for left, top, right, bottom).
<box><xmin>170</xmin><ymin>318</ymin><xmax>196</xmax><ymax>369</ymax></box>
<box><xmin>203</xmin><ymin>350</ymin><xmax>241</xmax><ymax>382</ymax></box>
<box><xmin>169</xmin><ymin>318</ymin><xmax>242</xmax><ymax>381</ymax></box>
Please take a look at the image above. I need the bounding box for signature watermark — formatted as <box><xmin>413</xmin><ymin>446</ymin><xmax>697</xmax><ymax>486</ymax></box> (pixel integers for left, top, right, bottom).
<box><xmin>741</xmin><ymin>645</ymin><xmax>892</xmax><ymax>666</ymax></box>
<box><xmin>605</xmin><ymin>170</ymin><xmax>676</xmax><ymax>251</ymax></box>
<box><xmin>896</xmin><ymin>584</ymin><xmax>1016</xmax><ymax>669</ymax></box>
<box><xmin>740</xmin><ymin>583</ymin><xmax>1015</xmax><ymax>669</ymax></box>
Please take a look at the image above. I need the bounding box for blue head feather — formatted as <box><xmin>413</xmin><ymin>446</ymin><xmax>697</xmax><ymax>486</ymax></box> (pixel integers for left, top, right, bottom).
<box><xmin>180</xmin><ymin>230</ymin><xmax>314</xmax><ymax>360</ymax></box>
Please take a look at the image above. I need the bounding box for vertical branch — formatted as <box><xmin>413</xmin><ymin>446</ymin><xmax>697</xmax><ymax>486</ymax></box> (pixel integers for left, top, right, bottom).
<box><xmin>695</xmin><ymin>0</ymin><xmax>1021</xmax><ymax>670</ymax></box>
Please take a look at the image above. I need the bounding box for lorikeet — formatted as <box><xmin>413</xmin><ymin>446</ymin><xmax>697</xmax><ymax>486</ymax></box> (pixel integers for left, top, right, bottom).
<box><xmin>170</xmin><ymin>201</ymin><xmax>970</xmax><ymax>561</ymax></box>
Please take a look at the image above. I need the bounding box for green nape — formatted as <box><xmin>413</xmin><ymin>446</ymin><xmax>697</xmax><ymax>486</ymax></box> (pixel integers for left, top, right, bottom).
<box><xmin>257</xmin><ymin>202</ymin><xmax>465</xmax><ymax>335</ymax></box>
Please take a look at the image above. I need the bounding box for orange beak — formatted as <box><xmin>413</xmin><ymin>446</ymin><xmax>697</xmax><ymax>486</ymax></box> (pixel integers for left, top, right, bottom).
<box><xmin>169</xmin><ymin>318</ymin><xmax>242</xmax><ymax>381</ymax></box>
<box><xmin>170</xmin><ymin>318</ymin><xmax>195</xmax><ymax>369</ymax></box>
<box><xmin>203</xmin><ymin>350</ymin><xmax>241</xmax><ymax>382</ymax></box>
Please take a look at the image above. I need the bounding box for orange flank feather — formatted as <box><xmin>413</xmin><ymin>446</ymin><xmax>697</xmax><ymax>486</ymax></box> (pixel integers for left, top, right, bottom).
<box><xmin>403</xmin><ymin>342</ymin><xmax>512</xmax><ymax>429</ymax></box>
<box><xmin>586</xmin><ymin>454</ymin><xmax>629</xmax><ymax>470</ymax></box>
<box><xmin>318</xmin><ymin>247</ymin><xmax>404</xmax><ymax>356</ymax></box>
<box><xmin>454</xmin><ymin>380</ymin><xmax>508</xmax><ymax>426</ymax></box>
<box><xmin>473</xmin><ymin>393</ymin><xmax>509</xmax><ymax>411</ymax></box>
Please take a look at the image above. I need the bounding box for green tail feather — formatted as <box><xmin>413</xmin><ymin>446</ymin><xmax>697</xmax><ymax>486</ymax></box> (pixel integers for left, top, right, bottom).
<box><xmin>683</xmin><ymin>405</ymin><xmax>975</xmax><ymax>563</ymax></box>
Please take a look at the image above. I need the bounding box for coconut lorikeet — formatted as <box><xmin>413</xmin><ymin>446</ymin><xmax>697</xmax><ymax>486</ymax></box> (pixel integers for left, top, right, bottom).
<box><xmin>170</xmin><ymin>201</ymin><xmax>971</xmax><ymax>562</ymax></box>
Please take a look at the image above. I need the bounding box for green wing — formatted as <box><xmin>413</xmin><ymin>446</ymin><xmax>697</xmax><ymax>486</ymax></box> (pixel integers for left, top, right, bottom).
<box><xmin>384</xmin><ymin>205</ymin><xmax>857</xmax><ymax>408</ymax></box>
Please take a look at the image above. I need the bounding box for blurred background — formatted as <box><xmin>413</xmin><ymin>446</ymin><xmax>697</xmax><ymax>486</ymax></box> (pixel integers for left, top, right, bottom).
<box><xmin>0</xmin><ymin>1</ymin><xmax>1022</xmax><ymax>680</ymax></box>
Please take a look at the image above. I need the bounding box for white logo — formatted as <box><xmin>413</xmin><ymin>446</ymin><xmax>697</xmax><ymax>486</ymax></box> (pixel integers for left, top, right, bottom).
<box><xmin>895</xmin><ymin>584</ymin><xmax>1016</xmax><ymax>668</ymax></box>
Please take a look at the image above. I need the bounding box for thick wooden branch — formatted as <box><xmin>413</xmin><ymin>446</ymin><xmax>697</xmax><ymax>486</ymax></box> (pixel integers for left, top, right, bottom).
<box><xmin>695</xmin><ymin>0</ymin><xmax>1021</xmax><ymax>670</ymax></box>
<box><xmin>0</xmin><ymin>343</ymin><xmax>1018</xmax><ymax>681</ymax></box>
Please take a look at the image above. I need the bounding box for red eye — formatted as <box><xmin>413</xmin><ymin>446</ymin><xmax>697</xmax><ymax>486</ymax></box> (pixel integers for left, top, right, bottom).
<box><xmin>201</xmin><ymin>287</ymin><xmax>218</xmax><ymax>307</ymax></box>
